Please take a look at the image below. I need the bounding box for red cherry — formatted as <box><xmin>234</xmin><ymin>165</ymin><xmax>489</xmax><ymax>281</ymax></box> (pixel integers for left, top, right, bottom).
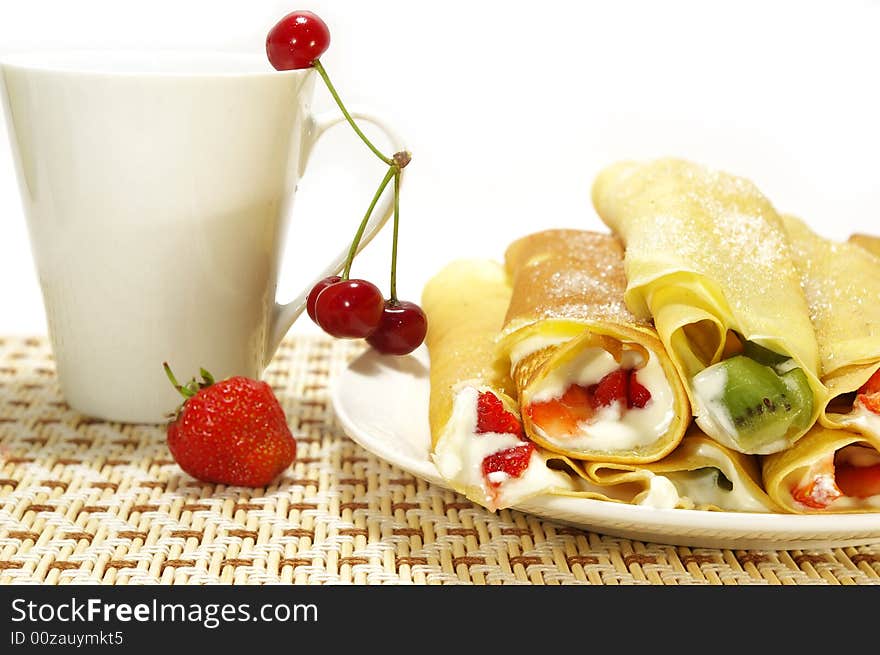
<box><xmin>314</xmin><ymin>279</ymin><xmax>384</xmax><ymax>338</ymax></box>
<box><xmin>266</xmin><ymin>10</ymin><xmax>331</xmax><ymax>71</ymax></box>
<box><xmin>307</xmin><ymin>275</ymin><xmax>341</xmax><ymax>323</ymax></box>
<box><xmin>365</xmin><ymin>300</ymin><xmax>428</xmax><ymax>356</ymax></box>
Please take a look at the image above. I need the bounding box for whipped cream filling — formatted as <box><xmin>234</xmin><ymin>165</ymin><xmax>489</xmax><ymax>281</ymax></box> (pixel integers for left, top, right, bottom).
<box><xmin>839</xmin><ymin>403</ymin><xmax>880</xmax><ymax>438</ymax></box>
<box><xmin>527</xmin><ymin>346</ymin><xmax>675</xmax><ymax>453</ymax></box>
<box><xmin>691</xmin><ymin>364</ymin><xmax>737</xmax><ymax>441</ymax></box>
<box><xmin>634</xmin><ymin>474</ymin><xmax>679</xmax><ymax>509</ymax></box>
<box><xmin>431</xmin><ymin>386</ymin><xmax>572</xmax><ymax>510</ymax></box>
<box><xmin>663</xmin><ymin>444</ymin><xmax>771</xmax><ymax>512</ymax></box>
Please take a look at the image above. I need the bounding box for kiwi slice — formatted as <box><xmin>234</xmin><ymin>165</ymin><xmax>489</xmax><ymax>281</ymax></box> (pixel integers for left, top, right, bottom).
<box><xmin>693</xmin><ymin>355</ymin><xmax>813</xmax><ymax>452</ymax></box>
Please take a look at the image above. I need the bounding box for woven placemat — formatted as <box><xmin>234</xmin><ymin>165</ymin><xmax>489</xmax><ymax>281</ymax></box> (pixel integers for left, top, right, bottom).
<box><xmin>1</xmin><ymin>335</ymin><xmax>879</xmax><ymax>585</ymax></box>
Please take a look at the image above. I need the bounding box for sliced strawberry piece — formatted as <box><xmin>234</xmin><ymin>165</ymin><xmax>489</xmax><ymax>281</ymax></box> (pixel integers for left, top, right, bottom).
<box><xmin>627</xmin><ymin>370</ymin><xmax>652</xmax><ymax>409</ymax></box>
<box><xmin>561</xmin><ymin>384</ymin><xmax>597</xmax><ymax>418</ymax></box>
<box><xmin>593</xmin><ymin>369</ymin><xmax>628</xmax><ymax>408</ymax></box>
<box><xmin>527</xmin><ymin>401</ymin><xmax>579</xmax><ymax>437</ymax></box>
<box><xmin>792</xmin><ymin>474</ymin><xmax>843</xmax><ymax>509</ymax></box>
<box><xmin>527</xmin><ymin>384</ymin><xmax>596</xmax><ymax>438</ymax></box>
<box><xmin>859</xmin><ymin>369</ymin><xmax>880</xmax><ymax>396</ymax></box>
<box><xmin>476</xmin><ymin>391</ymin><xmax>523</xmax><ymax>437</ymax></box>
<box><xmin>481</xmin><ymin>443</ymin><xmax>536</xmax><ymax>487</ymax></box>
<box><xmin>859</xmin><ymin>394</ymin><xmax>880</xmax><ymax>414</ymax></box>
<box><xmin>836</xmin><ymin>463</ymin><xmax>880</xmax><ymax>499</ymax></box>
<box><xmin>856</xmin><ymin>370</ymin><xmax>880</xmax><ymax>415</ymax></box>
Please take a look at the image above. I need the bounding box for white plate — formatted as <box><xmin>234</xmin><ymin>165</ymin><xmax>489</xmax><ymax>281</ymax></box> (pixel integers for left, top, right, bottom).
<box><xmin>331</xmin><ymin>346</ymin><xmax>880</xmax><ymax>550</ymax></box>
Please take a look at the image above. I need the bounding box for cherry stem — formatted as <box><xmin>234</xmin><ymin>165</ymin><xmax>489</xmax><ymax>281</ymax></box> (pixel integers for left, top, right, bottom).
<box><xmin>342</xmin><ymin>165</ymin><xmax>397</xmax><ymax>279</ymax></box>
<box><xmin>389</xmin><ymin>169</ymin><xmax>401</xmax><ymax>303</ymax></box>
<box><xmin>313</xmin><ymin>59</ymin><xmax>394</xmax><ymax>167</ymax></box>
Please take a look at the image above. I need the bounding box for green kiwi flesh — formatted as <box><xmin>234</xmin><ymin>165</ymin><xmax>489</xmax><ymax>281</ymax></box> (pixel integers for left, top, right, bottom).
<box><xmin>693</xmin><ymin>355</ymin><xmax>813</xmax><ymax>452</ymax></box>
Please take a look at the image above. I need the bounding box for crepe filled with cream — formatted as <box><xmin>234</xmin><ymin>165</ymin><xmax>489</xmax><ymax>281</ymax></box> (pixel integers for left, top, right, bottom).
<box><xmin>763</xmin><ymin>425</ymin><xmax>880</xmax><ymax>513</ymax></box>
<box><xmin>592</xmin><ymin>158</ymin><xmax>825</xmax><ymax>455</ymax></box>
<box><xmin>421</xmin><ymin>259</ymin><xmax>576</xmax><ymax>510</ymax></box>
<box><xmin>780</xmin><ymin>216</ymin><xmax>880</xmax><ymax>442</ymax></box>
<box><xmin>561</xmin><ymin>427</ymin><xmax>781</xmax><ymax>512</ymax></box>
<box><xmin>497</xmin><ymin>229</ymin><xmax>689</xmax><ymax>463</ymax></box>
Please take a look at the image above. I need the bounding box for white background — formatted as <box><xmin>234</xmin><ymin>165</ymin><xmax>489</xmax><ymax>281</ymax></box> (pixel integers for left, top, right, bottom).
<box><xmin>0</xmin><ymin>0</ymin><xmax>878</xmax><ymax>337</ymax></box>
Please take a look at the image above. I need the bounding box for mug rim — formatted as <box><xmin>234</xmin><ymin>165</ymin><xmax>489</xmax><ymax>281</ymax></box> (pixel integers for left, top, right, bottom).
<box><xmin>0</xmin><ymin>49</ymin><xmax>310</xmax><ymax>78</ymax></box>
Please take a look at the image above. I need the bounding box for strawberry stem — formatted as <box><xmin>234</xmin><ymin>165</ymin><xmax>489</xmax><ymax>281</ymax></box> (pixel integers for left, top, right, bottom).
<box><xmin>164</xmin><ymin>362</ymin><xmax>196</xmax><ymax>400</ymax></box>
<box><xmin>389</xmin><ymin>168</ymin><xmax>401</xmax><ymax>303</ymax></box>
<box><xmin>342</xmin><ymin>165</ymin><xmax>396</xmax><ymax>280</ymax></box>
<box><xmin>313</xmin><ymin>59</ymin><xmax>394</xmax><ymax>167</ymax></box>
<box><xmin>199</xmin><ymin>368</ymin><xmax>215</xmax><ymax>386</ymax></box>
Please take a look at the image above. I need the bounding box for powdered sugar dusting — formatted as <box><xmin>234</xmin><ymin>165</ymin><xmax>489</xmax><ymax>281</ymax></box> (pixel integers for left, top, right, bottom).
<box><xmin>783</xmin><ymin>215</ymin><xmax>880</xmax><ymax>374</ymax></box>
<box><xmin>504</xmin><ymin>229</ymin><xmax>649</xmax><ymax>327</ymax></box>
<box><xmin>593</xmin><ymin>159</ymin><xmax>818</xmax><ymax>368</ymax></box>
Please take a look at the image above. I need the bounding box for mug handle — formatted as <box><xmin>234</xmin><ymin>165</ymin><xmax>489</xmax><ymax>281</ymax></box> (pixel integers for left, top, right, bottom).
<box><xmin>267</xmin><ymin>105</ymin><xmax>405</xmax><ymax>355</ymax></box>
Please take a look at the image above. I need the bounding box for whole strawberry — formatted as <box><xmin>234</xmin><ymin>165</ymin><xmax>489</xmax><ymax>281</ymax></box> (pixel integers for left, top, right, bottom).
<box><xmin>163</xmin><ymin>364</ymin><xmax>296</xmax><ymax>487</ymax></box>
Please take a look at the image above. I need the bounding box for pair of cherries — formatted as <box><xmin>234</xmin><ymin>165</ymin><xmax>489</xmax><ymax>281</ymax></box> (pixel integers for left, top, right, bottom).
<box><xmin>267</xmin><ymin>11</ymin><xmax>427</xmax><ymax>356</ymax></box>
<box><xmin>306</xmin><ymin>276</ymin><xmax>426</xmax><ymax>356</ymax></box>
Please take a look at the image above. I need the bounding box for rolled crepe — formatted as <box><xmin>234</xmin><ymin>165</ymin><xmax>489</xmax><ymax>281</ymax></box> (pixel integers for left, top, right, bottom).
<box><xmin>562</xmin><ymin>427</ymin><xmax>781</xmax><ymax>512</ymax></box>
<box><xmin>497</xmin><ymin>229</ymin><xmax>689</xmax><ymax>463</ymax></box>
<box><xmin>422</xmin><ymin>259</ymin><xmax>575</xmax><ymax>510</ymax></box>
<box><xmin>763</xmin><ymin>425</ymin><xmax>880</xmax><ymax>513</ymax></box>
<box><xmin>780</xmin><ymin>216</ymin><xmax>880</xmax><ymax>440</ymax></box>
<box><xmin>592</xmin><ymin>158</ymin><xmax>825</xmax><ymax>455</ymax></box>
<box><xmin>849</xmin><ymin>233</ymin><xmax>880</xmax><ymax>258</ymax></box>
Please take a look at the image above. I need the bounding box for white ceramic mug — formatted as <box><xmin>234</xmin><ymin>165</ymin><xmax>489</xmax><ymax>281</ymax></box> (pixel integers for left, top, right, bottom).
<box><xmin>0</xmin><ymin>50</ymin><xmax>403</xmax><ymax>423</ymax></box>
